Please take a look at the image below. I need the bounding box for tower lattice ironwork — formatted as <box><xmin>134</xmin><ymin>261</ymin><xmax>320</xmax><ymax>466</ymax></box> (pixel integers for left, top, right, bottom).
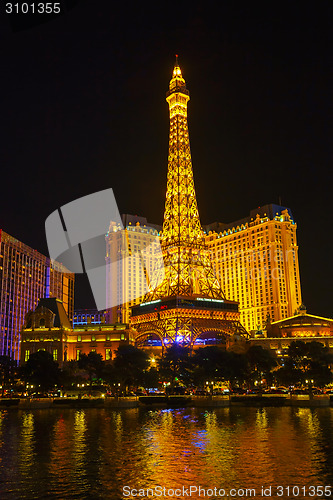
<box><xmin>131</xmin><ymin>57</ymin><xmax>248</xmax><ymax>346</ymax></box>
<box><xmin>145</xmin><ymin>56</ymin><xmax>223</xmax><ymax>301</ymax></box>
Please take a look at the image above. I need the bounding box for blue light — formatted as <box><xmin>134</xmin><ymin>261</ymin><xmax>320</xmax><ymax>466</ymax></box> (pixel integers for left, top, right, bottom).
<box><xmin>196</xmin><ymin>298</ymin><xmax>224</xmax><ymax>303</ymax></box>
<box><xmin>140</xmin><ymin>299</ymin><xmax>161</xmax><ymax>307</ymax></box>
<box><xmin>45</xmin><ymin>267</ymin><xmax>50</xmax><ymax>298</ymax></box>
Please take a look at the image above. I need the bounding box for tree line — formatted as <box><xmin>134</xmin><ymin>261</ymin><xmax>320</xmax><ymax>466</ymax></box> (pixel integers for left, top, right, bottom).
<box><xmin>0</xmin><ymin>340</ymin><xmax>332</xmax><ymax>396</ymax></box>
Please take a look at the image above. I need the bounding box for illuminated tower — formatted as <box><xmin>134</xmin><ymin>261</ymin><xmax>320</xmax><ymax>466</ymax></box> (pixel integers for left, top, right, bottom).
<box><xmin>145</xmin><ymin>56</ymin><xmax>223</xmax><ymax>301</ymax></box>
<box><xmin>131</xmin><ymin>58</ymin><xmax>248</xmax><ymax>346</ymax></box>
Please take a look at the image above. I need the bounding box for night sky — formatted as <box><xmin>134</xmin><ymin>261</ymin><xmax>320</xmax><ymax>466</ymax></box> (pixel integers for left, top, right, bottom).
<box><xmin>1</xmin><ymin>1</ymin><xmax>332</xmax><ymax>316</ymax></box>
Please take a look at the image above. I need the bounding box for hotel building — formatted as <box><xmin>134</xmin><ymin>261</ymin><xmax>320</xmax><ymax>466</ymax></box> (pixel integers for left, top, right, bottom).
<box><xmin>250</xmin><ymin>306</ymin><xmax>333</xmax><ymax>357</ymax></box>
<box><xmin>21</xmin><ymin>298</ymin><xmax>133</xmax><ymax>365</ymax></box>
<box><xmin>73</xmin><ymin>309</ymin><xmax>107</xmax><ymax>327</ymax></box>
<box><xmin>105</xmin><ymin>214</ymin><xmax>162</xmax><ymax>324</ymax></box>
<box><xmin>103</xmin><ymin>204</ymin><xmax>302</xmax><ymax>335</ymax></box>
<box><xmin>204</xmin><ymin>204</ymin><xmax>302</xmax><ymax>333</ymax></box>
<box><xmin>0</xmin><ymin>229</ymin><xmax>74</xmax><ymax>360</ymax></box>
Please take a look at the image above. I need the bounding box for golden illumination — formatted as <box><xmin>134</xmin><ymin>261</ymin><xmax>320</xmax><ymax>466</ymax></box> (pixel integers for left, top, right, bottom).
<box><xmin>206</xmin><ymin>209</ymin><xmax>302</xmax><ymax>332</ymax></box>
<box><xmin>131</xmin><ymin>59</ymin><xmax>248</xmax><ymax>345</ymax></box>
<box><xmin>145</xmin><ymin>59</ymin><xmax>225</xmax><ymax>302</ymax></box>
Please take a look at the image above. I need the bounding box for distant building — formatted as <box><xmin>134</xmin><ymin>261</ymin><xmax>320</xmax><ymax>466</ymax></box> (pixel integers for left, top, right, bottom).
<box><xmin>21</xmin><ymin>298</ymin><xmax>72</xmax><ymax>364</ymax></box>
<box><xmin>0</xmin><ymin>230</ymin><xmax>74</xmax><ymax>360</ymax></box>
<box><xmin>104</xmin><ymin>205</ymin><xmax>302</xmax><ymax>335</ymax></box>
<box><xmin>266</xmin><ymin>306</ymin><xmax>333</xmax><ymax>339</ymax></box>
<box><xmin>204</xmin><ymin>204</ymin><xmax>302</xmax><ymax>333</ymax></box>
<box><xmin>21</xmin><ymin>298</ymin><xmax>134</xmax><ymax>366</ymax></box>
<box><xmin>69</xmin><ymin>322</ymin><xmax>134</xmax><ymax>362</ymax></box>
<box><xmin>21</xmin><ymin>300</ymin><xmax>333</xmax><ymax>365</ymax></box>
<box><xmin>105</xmin><ymin>214</ymin><xmax>162</xmax><ymax>324</ymax></box>
<box><xmin>249</xmin><ymin>306</ymin><xmax>333</xmax><ymax>355</ymax></box>
<box><xmin>73</xmin><ymin>309</ymin><xmax>107</xmax><ymax>326</ymax></box>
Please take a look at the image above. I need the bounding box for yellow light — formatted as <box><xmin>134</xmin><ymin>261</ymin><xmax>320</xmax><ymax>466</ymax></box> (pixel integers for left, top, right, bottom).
<box><xmin>131</xmin><ymin>58</ymin><xmax>247</xmax><ymax>345</ymax></box>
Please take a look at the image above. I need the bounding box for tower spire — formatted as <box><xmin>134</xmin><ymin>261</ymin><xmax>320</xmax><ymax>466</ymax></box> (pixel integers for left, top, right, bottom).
<box><xmin>168</xmin><ymin>55</ymin><xmax>188</xmax><ymax>100</ymax></box>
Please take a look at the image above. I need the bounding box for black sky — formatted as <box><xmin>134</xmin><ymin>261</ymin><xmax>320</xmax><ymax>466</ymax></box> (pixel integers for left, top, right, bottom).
<box><xmin>1</xmin><ymin>1</ymin><xmax>332</xmax><ymax>316</ymax></box>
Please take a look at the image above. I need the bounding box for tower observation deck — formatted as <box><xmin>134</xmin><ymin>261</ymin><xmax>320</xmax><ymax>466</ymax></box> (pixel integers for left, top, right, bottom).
<box><xmin>131</xmin><ymin>57</ymin><xmax>248</xmax><ymax>347</ymax></box>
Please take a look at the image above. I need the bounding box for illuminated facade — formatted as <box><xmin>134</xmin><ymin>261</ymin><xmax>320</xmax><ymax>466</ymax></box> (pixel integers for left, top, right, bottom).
<box><xmin>20</xmin><ymin>298</ymin><xmax>134</xmax><ymax>365</ymax></box>
<box><xmin>205</xmin><ymin>204</ymin><xmax>302</xmax><ymax>333</ymax></box>
<box><xmin>267</xmin><ymin>307</ymin><xmax>333</xmax><ymax>339</ymax></box>
<box><xmin>105</xmin><ymin>214</ymin><xmax>162</xmax><ymax>324</ymax></box>
<box><xmin>0</xmin><ymin>229</ymin><xmax>74</xmax><ymax>360</ymax></box>
<box><xmin>250</xmin><ymin>307</ymin><xmax>333</xmax><ymax>355</ymax></box>
<box><xmin>21</xmin><ymin>298</ymin><xmax>72</xmax><ymax>364</ymax></box>
<box><xmin>73</xmin><ymin>309</ymin><xmax>107</xmax><ymax>327</ymax></box>
<box><xmin>68</xmin><ymin>323</ymin><xmax>134</xmax><ymax>362</ymax></box>
<box><xmin>131</xmin><ymin>58</ymin><xmax>247</xmax><ymax>346</ymax></box>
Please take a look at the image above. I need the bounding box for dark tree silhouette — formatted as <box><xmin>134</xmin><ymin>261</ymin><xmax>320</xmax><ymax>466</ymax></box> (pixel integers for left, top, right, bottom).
<box><xmin>21</xmin><ymin>350</ymin><xmax>60</xmax><ymax>392</ymax></box>
<box><xmin>276</xmin><ymin>341</ymin><xmax>333</xmax><ymax>388</ymax></box>
<box><xmin>192</xmin><ymin>347</ymin><xmax>248</xmax><ymax>388</ymax></box>
<box><xmin>158</xmin><ymin>343</ymin><xmax>192</xmax><ymax>388</ymax></box>
<box><xmin>113</xmin><ymin>345</ymin><xmax>150</xmax><ymax>389</ymax></box>
<box><xmin>245</xmin><ymin>345</ymin><xmax>277</xmax><ymax>388</ymax></box>
<box><xmin>0</xmin><ymin>355</ymin><xmax>17</xmax><ymax>396</ymax></box>
<box><xmin>78</xmin><ymin>352</ymin><xmax>104</xmax><ymax>384</ymax></box>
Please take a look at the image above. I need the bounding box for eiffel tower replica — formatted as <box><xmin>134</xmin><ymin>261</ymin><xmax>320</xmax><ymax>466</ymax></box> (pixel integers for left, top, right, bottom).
<box><xmin>131</xmin><ymin>57</ymin><xmax>248</xmax><ymax>347</ymax></box>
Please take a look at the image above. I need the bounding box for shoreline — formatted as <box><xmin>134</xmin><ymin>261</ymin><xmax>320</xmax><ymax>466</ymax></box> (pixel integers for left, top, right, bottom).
<box><xmin>0</xmin><ymin>394</ymin><xmax>331</xmax><ymax>409</ymax></box>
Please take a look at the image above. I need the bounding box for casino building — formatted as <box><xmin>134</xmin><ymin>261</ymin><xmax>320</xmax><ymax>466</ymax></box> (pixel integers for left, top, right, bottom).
<box><xmin>250</xmin><ymin>306</ymin><xmax>333</xmax><ymax>355</ymax></box>
<box><xmin>204</xmin><ymin>203</ymin><xmax>302</xmax><ymax>333</ymax></box>
<box><xmin>20</xmin><ymin>298</ymin><xmax>133</xmax><ymax>366</ymax></box>
<box><xmin>0</xmin><ymin>229</ymin><xmax>74</xmax><ymax>360</ymax></box>
<box><xmin>105</xmin><ymin>214</ymin><xmax>162</xmax><ymax>324</ymax></box>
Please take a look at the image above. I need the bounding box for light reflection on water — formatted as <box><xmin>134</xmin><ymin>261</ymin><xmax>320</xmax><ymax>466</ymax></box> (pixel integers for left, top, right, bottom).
<box><xmin>0</xmin><ymin>407</ymin><xmax>333</xmax><ymax>499</ymax></box>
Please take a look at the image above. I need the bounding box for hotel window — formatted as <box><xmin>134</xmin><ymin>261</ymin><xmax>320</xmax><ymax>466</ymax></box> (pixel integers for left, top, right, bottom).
<box><xmin>25</xmin><ymin>350</ymin><xmax>30</xmax><ymax>362</ymax></box>
<box><xmin>76</xmin><ymin>349</ymin><xmax>81</xmax><ymax>361</ymax></box>
<box><xmin>53</xmin><ymin>349</ymin><xmax>58</xmax><ymax>361</ymax></box>
<box><xmin>105</xmin><ymin>348</ymin><xmax>111</xmax><ymax>361</ymax></box>
<box><xmin>92</xmin><ymin>335</ymin><xmax>96</xmax><ymax>341</ymax></box>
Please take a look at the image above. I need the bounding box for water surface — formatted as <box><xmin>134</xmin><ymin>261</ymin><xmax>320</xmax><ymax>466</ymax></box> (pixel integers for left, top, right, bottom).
<box><xmin>0</xmin><ymin>407</ymin><xmax>333</xmax><ymax>498</ymax></box>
